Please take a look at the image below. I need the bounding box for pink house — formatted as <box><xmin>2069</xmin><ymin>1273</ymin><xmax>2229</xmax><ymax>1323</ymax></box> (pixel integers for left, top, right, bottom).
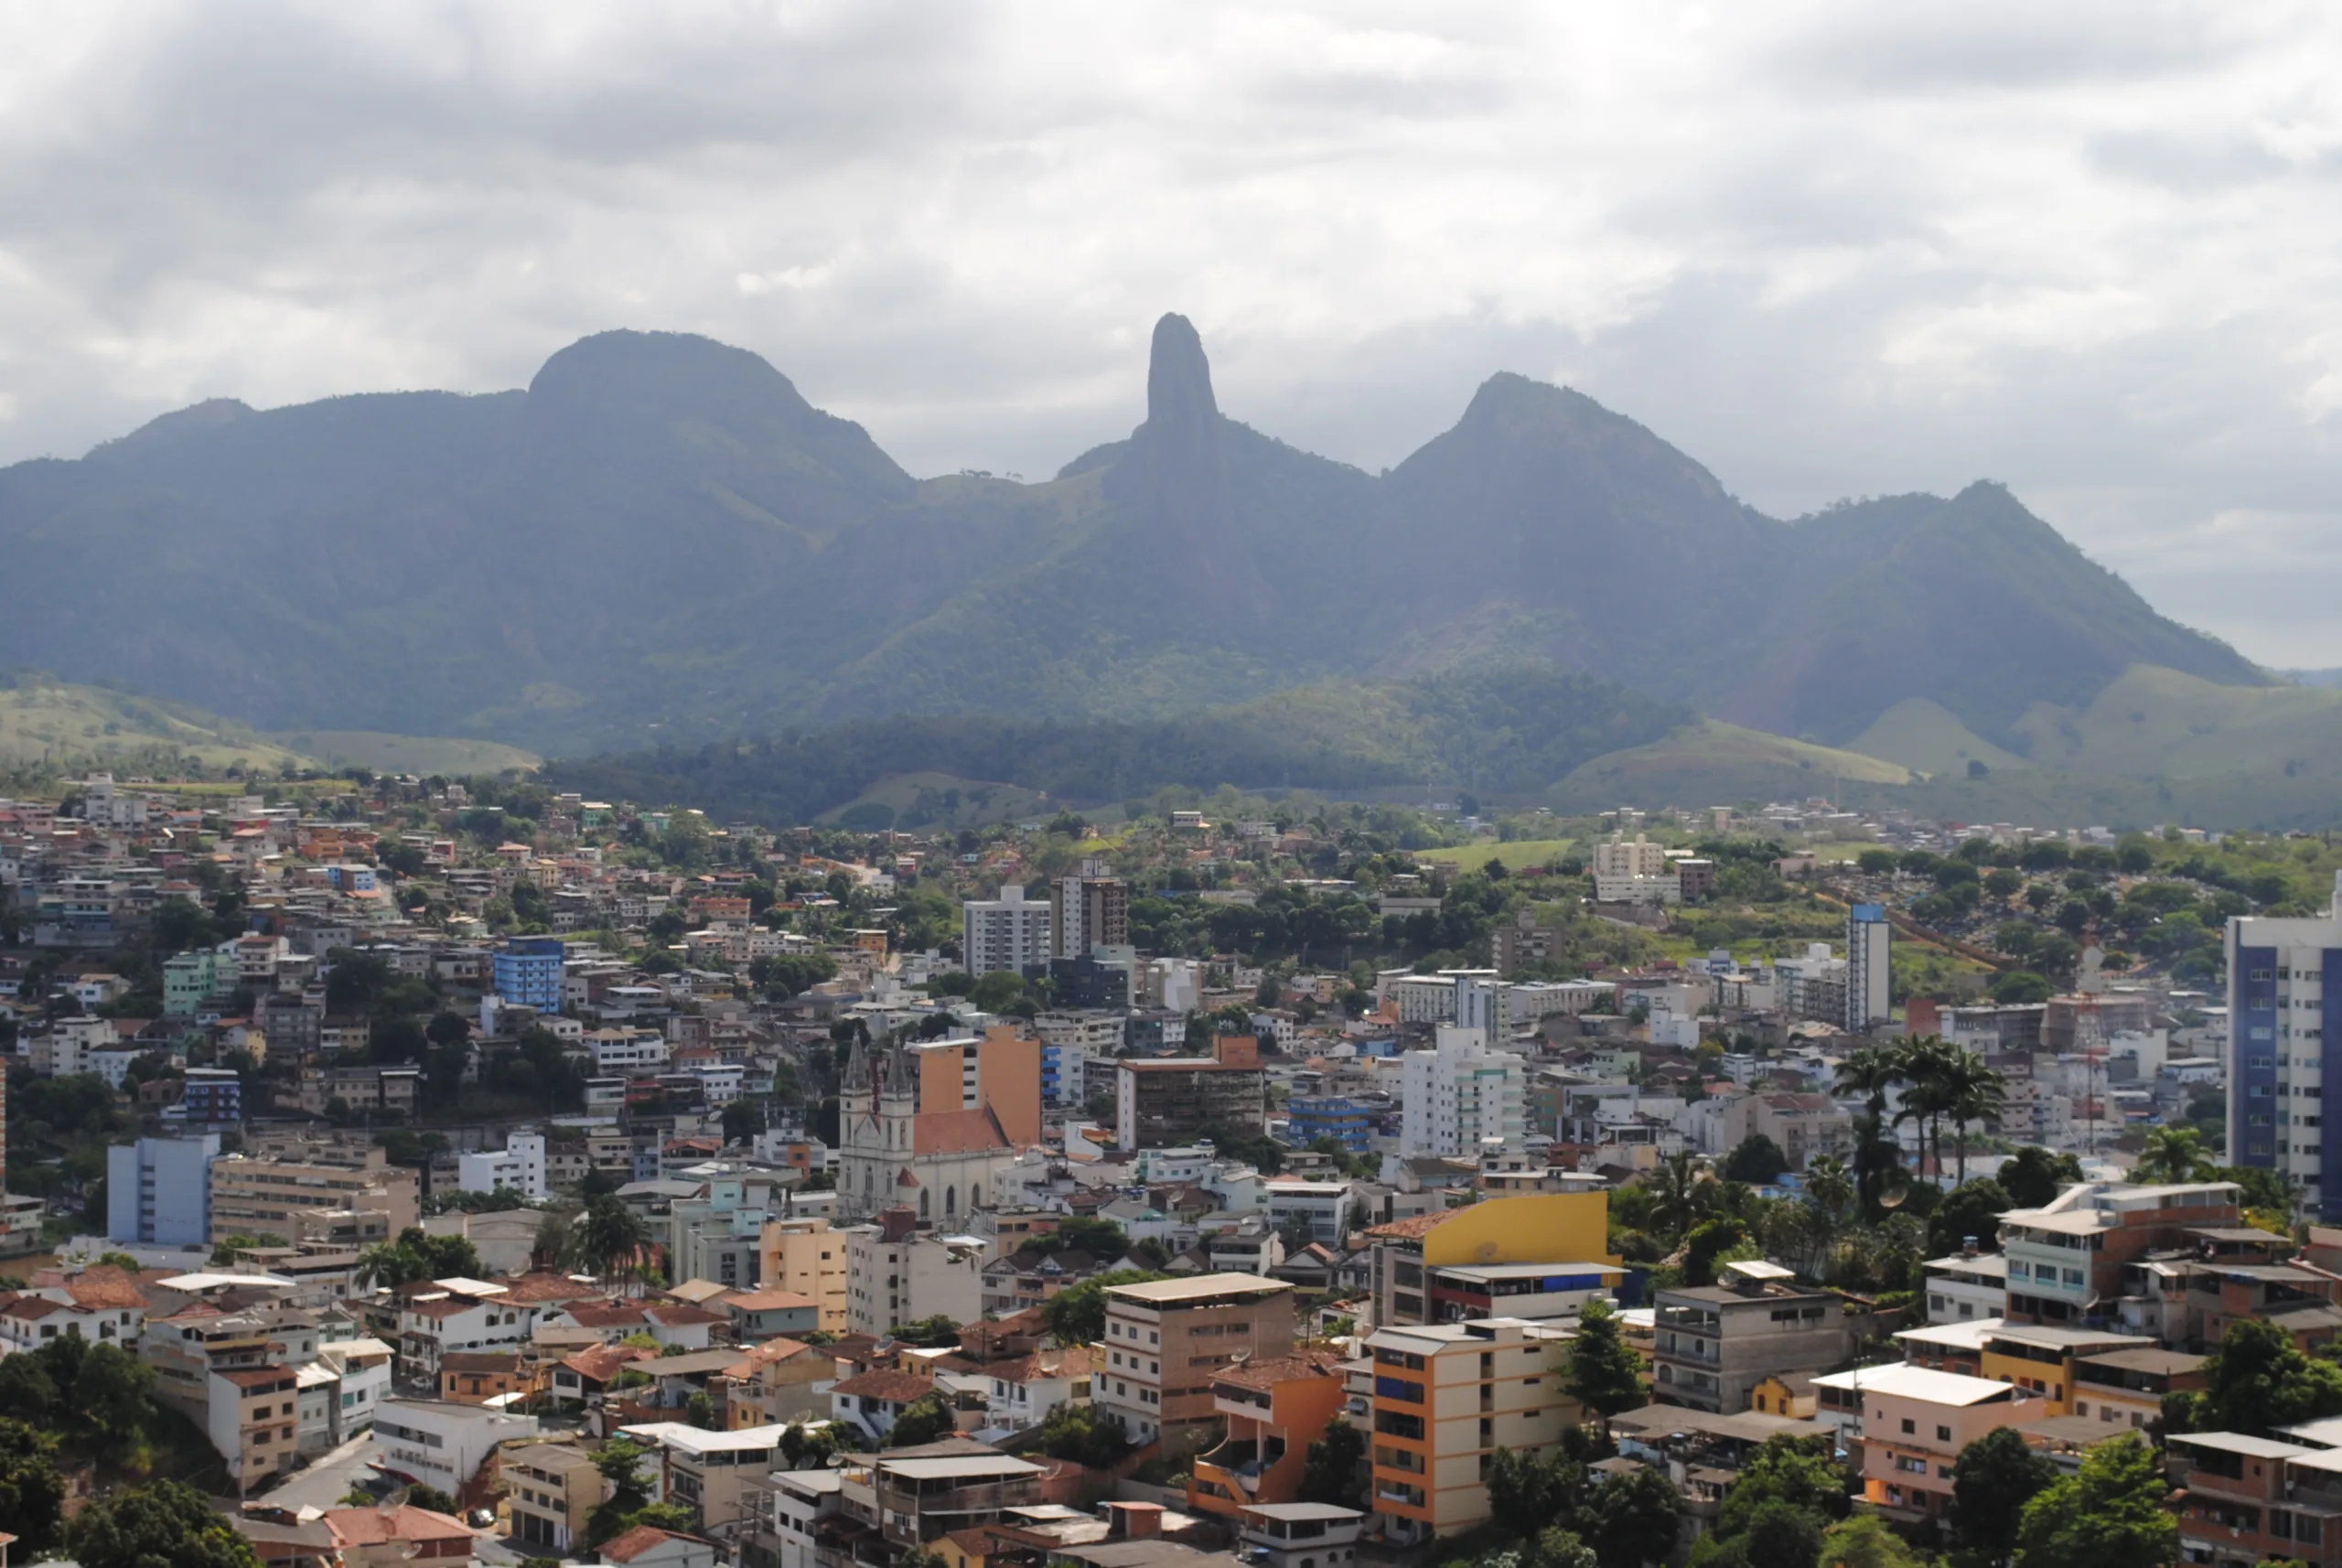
<box><xmin>1812</xmin><ymin>1362</ymin><xmax>2050</xmax><ymax>1524</ymax></box>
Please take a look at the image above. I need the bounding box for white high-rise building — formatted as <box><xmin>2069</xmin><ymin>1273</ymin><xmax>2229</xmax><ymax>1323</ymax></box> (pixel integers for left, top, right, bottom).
<box><xmin>1846</xmin><ymin>904</ymin><xmax>1892</xmax><ymax>1033</ymax></box>
<box><xmin>962</xmin><ymin>884</ymin><xmax>1052</xmax><ymax>978</ymax></box>
<box><xmin>2228</xmin><ymin>876</ymin><xmax>2342</xmax><ymax>1218</ymax></box>
<box><xmin>1399</xmin><ymin>1025</ymin><xmax>1526</xmax><ymax>1157</ymax></box>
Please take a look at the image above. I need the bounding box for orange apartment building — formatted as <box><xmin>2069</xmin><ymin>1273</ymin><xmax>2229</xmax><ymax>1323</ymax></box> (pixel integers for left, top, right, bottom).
<box><xmin>1364</xmin><ymin>1317</ymin><xmax>1576</xmax><ymax>1548</ymax></box>
<box><xmin>1188</xmin><ymin>1348</ymin><xmax>1349</xmax><ymax>1521</ymax></box>
<box><xmin>907</xmin><ymin>1026</ymin><xmax>1042</xmax><ymax>1147</ymax></box>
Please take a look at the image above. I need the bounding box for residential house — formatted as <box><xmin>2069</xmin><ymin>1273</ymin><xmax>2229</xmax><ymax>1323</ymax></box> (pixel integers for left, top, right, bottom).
<box><xmin>324</xmin><ymin>1505</ymin><xmax>478</xmax><ymax>1568</ymax></box>
<box><xmin>617</xmin><ymin>1421</ymin><xmax>788</xmax><ymax>1534</ymax></box>
<box><xmin>1188</xmin><ymin>1349</ymin><xmax>1348</xmax><ymax>1521</ymax></box>
<box><xmin>506</xmin><ymin>1443</ymin><xmax>608</xmax><ymax>1553</ymax></box>
<box><xmin>1652</xmin><ymin>1262</ymin><xmax>1855</xmax><ymax>1415</ymax></box>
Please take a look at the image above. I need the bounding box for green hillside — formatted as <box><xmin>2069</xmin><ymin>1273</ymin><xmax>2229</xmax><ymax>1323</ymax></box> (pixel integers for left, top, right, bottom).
<box><xmin>1549</xmin><ymin>720</ymin><xmax>1908</xmax><ymax>811</ymax></box>
<box><xmin>0</xmin><ymin>675</ymin><xmax>315</xmax><ymax>772</ymax></box>
<box><xmin>544</xmin><ymin>667</ymin><xmax>1692</xmax><ymax>823</ymax></box>
<box><xmin>1846</xmin><ymin>698</ymin><xmax>2030</xmax><ymax>776</ymax></box>
<box><xmin>2013</xmin><ymin>664</ymin><xmax>2342</xmax><ymax>778</ymax></box>
<box><xmin>266</xmin><ymin>730</ymin><xmax>542</xmax><ymax>778</ymax></box>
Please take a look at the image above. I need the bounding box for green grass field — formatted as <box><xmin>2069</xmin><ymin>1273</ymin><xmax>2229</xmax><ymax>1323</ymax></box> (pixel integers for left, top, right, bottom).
<box><xmin>268</xmin><ymin>729</ymin><xmax>543</xmax><ymax>777</ymax></box>
<box><xmin>1420</xmin><ymin>837</ymin><xmax>1575</xmax><ymax>872</ymax></box>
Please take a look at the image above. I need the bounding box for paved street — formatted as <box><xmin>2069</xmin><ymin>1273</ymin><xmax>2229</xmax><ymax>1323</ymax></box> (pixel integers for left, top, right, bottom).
<box><xmin>258</xmin><ymin>1434</ymin><xmax>382</xmax><ymax>1513</ymax></box>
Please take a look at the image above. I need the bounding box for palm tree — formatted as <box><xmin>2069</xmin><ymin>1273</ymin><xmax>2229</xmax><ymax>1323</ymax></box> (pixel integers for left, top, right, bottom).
<box><xmin>1836</xmin><ymin>1043</ymin><xmax>1910</xmax><ymax>1207</ymax></box>
<box><xmin>1940</xmin><ymin>1048</ymin><xmax>2007</xmax><ymax>1187</ymax></box>
<box><xmin>2133</xmin><ymin>1125</ymin><xmax>2217</xmax><ymax>1185</ymax></box>
<box><xmin>1804</xmin><ymin>1155</ymin><xmax>1856</xmax><ymax>1225</ymax></box>
<box><xmin>1895</xmin><ymin>1036</ymin><xmax>1960</xmax><ymax>1181</ymax></box>
<box><xmin>571</xmin><ymin>1195</ymin><xmax>651</xmax><ymax>1294</ymax></box>
<box><xmin>1648</xmin><ymin>1150</ymin><xmax>1712</xmax><ymax>1241</ymax></box>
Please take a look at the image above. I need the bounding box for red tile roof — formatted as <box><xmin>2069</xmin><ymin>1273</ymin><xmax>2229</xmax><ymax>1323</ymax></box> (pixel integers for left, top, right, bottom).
<box><xmin>601</xmin><ymin>1525</ymin><xmax>708</xmax><ymax>1563</ymax></box>
<box><xmin>831</xmin><ymin>1369</ymin><xmax>937</xmax><ymax>1404</ymax></box>
<box><xmin>325</xmin><ymin>1506</ymin><xmax>477</xmax><ymax>1548</ymax></box>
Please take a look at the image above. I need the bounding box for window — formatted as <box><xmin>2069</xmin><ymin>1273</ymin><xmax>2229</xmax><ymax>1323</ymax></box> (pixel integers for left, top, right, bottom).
<box><xmin>1937</xmin><ymin>1426</ymin><xmax>1951</xmax><ymax>1442</ymax></box>
<box><xmin>1900</xmin><ymin>1419</ymin><xmax>1915</xmax><ymax>1434</ymax></box>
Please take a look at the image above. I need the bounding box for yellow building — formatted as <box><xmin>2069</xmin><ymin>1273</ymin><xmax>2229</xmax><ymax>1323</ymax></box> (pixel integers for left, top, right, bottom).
<box><xmin>757</xmin><ymin>1217</ymin><xmax>849</xmax><ymax>1332</ymax></box>
<box><xmin>1750</xmin><ymin>1373</ymin><xmax>1816</xmax><ymax>1419</ymax></box>
<box><xmin>1369</xmin><ymin>1192</ymin><xmax>1617</xmax><ymax>1327</ymax></box>
<box><xmin>1975</xmin><ymin>1325</ymin><xmax>2153</xmax><ymax>1415</ymax></box>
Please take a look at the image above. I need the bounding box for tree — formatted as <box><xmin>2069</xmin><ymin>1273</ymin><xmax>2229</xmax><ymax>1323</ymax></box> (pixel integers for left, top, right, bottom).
<box><xmin>572</xmin><ymin>1196</ymin><xmax>652</xmax><ymax>1294</ymax></box>
<box><xmin>1819</xmin><ymin>1514</ymin><xmax>1925</xmax><ymax>1568</ymax></box>
<box><xmin>405</xmin><ymin>1484</ymin><xmax>460</xmax><ymax>1515</ymax></box>
<box><xmin>721</xmin><ymin>1100</ymin><xmax>766</xmax><ymax>1145</ymax></box>
<box><xmin>1991</xmin><ymin>970</ymin><xmax>2053</xmax><ymax>1005</ymax></box>
<box><xmin>1487</xmin><ymin>1445</ymin><xmax>1592</xmax><ymax>1531</ymax></box>
<box><xmin>886</xmin><ymin>1393</ymin><xmax>955</xmax><ymax>1447</ymax></box>
<box><xmin>1720</xmin><ymin>1135</ymin><xmax>1789</xmax><ymax>1186</ymax></box>
<box><xmin>1032</xmin><ymin>1404</ymin><xmax>1131</xmax><ymax>1468</ymax></box>
<box><xmin>1297</xmin><ymin>1418</ymin><xmax>1364</xmax><ymax>1509</ymax></box>
<box><xmin>1585</xmin><ymin>1464</ymin><xmax>1679</xmax><ymax>1568</ymax></box>
<box><xmin>1566</xmin><ymin>1301</ymin><xmax>1646</xmax><ymax>1418</ymax></box>
<box><xmin>1950</xmin><ymin>1424</ymin><xmax>2057</xmax><ymax>1567</ymax></box>
<box><xmin>967</xmin><ymin>971</ymin><xmax>1027</xmax><ymax>1014</ymax></box>
<box><xmin>356</xmin><ymin>1227</ymin><xmax>483</xmax><ymax>1289</ymax></box>
<box><xmin>1939</xmin><ymin>1047</ymin><xmax>2005</xmax><ymax>1186</ymax></box>
<box><xmin>587</xmin><ymin>1438</ymin><xmax>655</xmax><ymax>1545</ymax></box>
<box><xmin>1681</xmin><ymin>1219</ymin><xmax>1757</xmax><ymax>1288</ymax></box>
<box><xmin>2132</xmin><ymin>1125</ymin><xmax>2216</xmax><ymax>1186</ymax></box>
<box><xmin>891</xmin><ymin>1315</ymin><xmax>963</xmax><ymax>1348</ymax></box>
<box><xmin>61</xmin><ymin>1343</ymin><xmax>154</xmax><ymax>1464</ymax></box>
<box><xmin>0</xmin><ymin>1419</ymin><xmax>66</xmax><ymax>1552</ymax></box>
<box><xmin>1714</xmin><ymin>1435</ymin><xmax>1851</xmax><ymax>1538</ymax></box>
<box><xmin>1736</xmin><ymin>1499</ymin><xmax>1825</xmax><ymax>1568</ymax></box>
<box><xmin>779</xmin><ymin>1421</ymin><xmax>843</xmax><ymax>1470</ymax></box>
<box><xmin>1927</xmin><ymin>1179</ymin><xmax>2012</xmax><ymax>1261</ymax></box>
<box><xmin>1041</xmin><ymin>1271</ymin><xmax>1168</xmax><ymax>1346</ymax></box>
<box><xmin>1647</xmin><ymin>1151</ymin><xmax>1712</xmax><ymax>1240</ymax></box>
<box><xmin>68</xmin><ymin>1480</ymin><xmax>261</xmax><ymax>1568</ymax></box>
<box><xmin>2013</xmin><ymin>1435</ymin><xmax>2176</xmax><ymax>1568</ymax></box>
<box><xmin>1998</xmin><ymin>1146</ymin><xmax>2082</xmax><ymax>1209</ymax></box>
<box><xmin>2170</xmin><ymin>1316</ymin><xmax>2342</xmax><ymax>1437</ymax></box>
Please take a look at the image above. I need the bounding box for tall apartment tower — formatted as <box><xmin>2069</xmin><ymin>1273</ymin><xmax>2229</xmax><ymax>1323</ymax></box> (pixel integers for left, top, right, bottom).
<box><xmin>1050</xmin><ymin>860</ymin><xmax>1130</xmax><ymax>961</ymax></box>
<box><xmin>1846</xmin><ymin>903</ymin><xmax>1892</xmax><ymax>1033</ymax></box>
<box><xmin>962</xmin><ymin>884</ymin><xmax>1053</xmax><ymax>978</ymax></box>
<box><xmin>2227</xmin><ymin>878</ymin><xmax>2342</xmax><ymax>1217</ymax></box>
<box><xmin>1399</xmin><ymin>1024</ymin><xmax>1526</xmax><ymax>1157</ymax></box>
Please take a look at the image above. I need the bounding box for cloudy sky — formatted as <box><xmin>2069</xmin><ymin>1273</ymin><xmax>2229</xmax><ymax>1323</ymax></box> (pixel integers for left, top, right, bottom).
<box><xmin>5</xmin><ymin>2</ymin><xmax>2342</xmax><ymax>660</ymax></box>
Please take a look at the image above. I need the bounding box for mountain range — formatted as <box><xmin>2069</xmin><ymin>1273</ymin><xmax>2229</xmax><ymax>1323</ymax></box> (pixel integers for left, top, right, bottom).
<box><xmin>0</xmin><ymin>314</ymin><xmax>2263</xmax><ymax>762</ymax></box>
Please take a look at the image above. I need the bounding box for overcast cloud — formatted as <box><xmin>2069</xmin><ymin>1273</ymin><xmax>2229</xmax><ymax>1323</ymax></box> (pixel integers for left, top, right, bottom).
<box><xmin>5</xmin><ymin>2</ymin><xmax>2342</xmax><ymax>660</ymax></box>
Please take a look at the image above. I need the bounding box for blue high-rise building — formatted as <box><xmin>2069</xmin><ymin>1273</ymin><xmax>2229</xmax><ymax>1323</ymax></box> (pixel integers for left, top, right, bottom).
<box><xmin>494</xmin><ymin>936</ymin><xmax>567</xmax><ymax>1013</ymax></box>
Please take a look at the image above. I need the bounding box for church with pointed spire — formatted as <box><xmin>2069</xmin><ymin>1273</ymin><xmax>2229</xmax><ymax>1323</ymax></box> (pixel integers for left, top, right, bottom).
<box><xmin>836</xmin><ymin>1025</ymin><xmax>1041</xmax><ymax>1223</ymax></box>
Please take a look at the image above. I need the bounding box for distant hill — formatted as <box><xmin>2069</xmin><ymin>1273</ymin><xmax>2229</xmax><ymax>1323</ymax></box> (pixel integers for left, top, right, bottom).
<box><xmin>1548</xmin><ymin>720</ymin><xmax>1909</xmax><ymax>813</ymax></box>
<box><xmin>1845</xmin><ymin>698</ymin><xmax>2030</xmax><ymax>778</ymax></box>
<box><xmin>0</xmin><ymin>673</ymin><xmax>314</xmax><ymax>772</ymax></box>
<box><xmin>543</xmin><ymin>667</ymin><xmax>1692</xmax><ymax>824</ymax></box>
<box><xmin>0</xmin><ymin>316</ymin><xmax>2264</xmax><ymax>754</ymax></box>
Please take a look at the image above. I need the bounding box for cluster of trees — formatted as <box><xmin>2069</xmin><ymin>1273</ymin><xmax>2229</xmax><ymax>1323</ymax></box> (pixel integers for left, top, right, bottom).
<box><xmin>1463</xmin><ymin>1428</ymin><xmax>1679</xmax><ymax>1568</ymax></box>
